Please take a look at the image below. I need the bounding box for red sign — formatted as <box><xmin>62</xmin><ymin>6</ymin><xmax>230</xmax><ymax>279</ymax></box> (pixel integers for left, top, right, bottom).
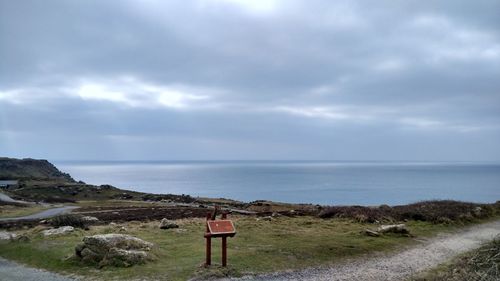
<box><xmin>207</xmin><ymin>220</ymin><xmax>236</xmax><ymax>235</ymax></box>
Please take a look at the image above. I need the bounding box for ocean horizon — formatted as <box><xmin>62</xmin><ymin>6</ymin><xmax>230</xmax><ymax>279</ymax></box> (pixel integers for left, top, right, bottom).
<box><xmin>55</xmin><ymin>160</ymin><xmax>500</xmax><ymax>206</ymax></box>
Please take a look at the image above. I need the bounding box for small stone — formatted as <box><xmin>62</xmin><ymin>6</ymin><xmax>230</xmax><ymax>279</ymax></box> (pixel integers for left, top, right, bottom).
<box><xmin>260</xmin><ymin>216</ymin><xmax>273</xmax><ymax>221</ymax></box>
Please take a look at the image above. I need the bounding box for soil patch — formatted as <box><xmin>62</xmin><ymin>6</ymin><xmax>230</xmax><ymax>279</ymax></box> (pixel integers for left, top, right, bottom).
<box><xmin>74</xmin><ymin>206</ymin><xmax>211</xmax><ymax>222</ymax></box>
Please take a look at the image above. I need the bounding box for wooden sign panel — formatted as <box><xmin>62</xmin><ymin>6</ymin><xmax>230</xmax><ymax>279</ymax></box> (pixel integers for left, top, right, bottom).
<box><xmin>207</xmin><ymin>220</ymin><xmax>236</xmax><ymax>235</ymax></box>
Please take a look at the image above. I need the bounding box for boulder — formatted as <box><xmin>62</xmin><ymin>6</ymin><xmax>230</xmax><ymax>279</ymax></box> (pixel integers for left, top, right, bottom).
<box><xmin>75</xmin><ymin>234</ymin><xmax>153</xmax><ymax>267</ymax></box>
<box><xmin>364</xmin><ymin>229</ymin><xmax>381</xmax><ymax>237</ymax></box>
<box><xmin>377</xmin><ymin>224</ymin><xmax>410</xmax><ymax>235</ymax></box>
<box><xmin>363</xmin><ymin>224</ymin><xmax>410</xmax><ymax>237</ymax></box>
<box><xmin>271</xmin><ymin>212</ymin><xmax>282</xmax><ymax>218</ymax></box>
<box><xmin>0</xmin><ymin>231</ymin><xmax>17</xmax><ymax>240</ymax></box>
<box><xmin>159</xmin><ymin>218</ymin><xmax>179</xmax><ymax>229</ymax></box>
<box><xmin>15</xmin><ymin>234</ymin><xmax>30</xmax><ymax>242</ymax></box>
<box><xmin>104</xmin><ymin>248</ymin><xmax>149</xmax><ymax>267</ymax></box>
<box><xmin>42</xmin><ymin>226</ymin><xmax>75</xmax><ymax>236</ymax></box>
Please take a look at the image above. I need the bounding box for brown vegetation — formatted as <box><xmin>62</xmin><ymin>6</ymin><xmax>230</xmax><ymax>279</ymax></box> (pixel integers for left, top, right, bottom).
<box><xmin>318</xmin><ymin>200</ymin><xmax>500</xmax><ymax>223</ymax></box>
<box><xmin>50</xmin><ymin>214</ymin><xmax>88</xmax><ymax>229</ymax></box>
<box><xmin>75</xmin><ymin>206</ymin><xmax>209</xmax><ymax>222</ymax></box>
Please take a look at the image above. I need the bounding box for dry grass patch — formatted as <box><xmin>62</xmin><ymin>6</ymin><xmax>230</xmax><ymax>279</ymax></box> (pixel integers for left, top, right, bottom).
<box><xmin>0</xmin><ymin>216</ymin><xmax>463</xmax><ymax>281</ymax></box>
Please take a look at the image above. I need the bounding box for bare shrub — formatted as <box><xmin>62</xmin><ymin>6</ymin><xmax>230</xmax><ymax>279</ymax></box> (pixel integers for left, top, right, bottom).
<box><xmin>50</xmin><ymin>214</ymin><xmax>87</xmax><ymax>229</ymax></box>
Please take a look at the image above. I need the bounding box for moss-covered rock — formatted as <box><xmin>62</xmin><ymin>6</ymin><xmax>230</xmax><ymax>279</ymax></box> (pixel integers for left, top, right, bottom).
<box><xmin>75</xmin><ymin>234</ymin><xmax>154</xmax><ymax>267</ymax></box>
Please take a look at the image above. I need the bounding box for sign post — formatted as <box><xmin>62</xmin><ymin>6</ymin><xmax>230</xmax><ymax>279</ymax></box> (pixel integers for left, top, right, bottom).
<box><xmin>204</xmin><ymin>207</ymin><xmax>236</xmax><ymax>267</ymax></box>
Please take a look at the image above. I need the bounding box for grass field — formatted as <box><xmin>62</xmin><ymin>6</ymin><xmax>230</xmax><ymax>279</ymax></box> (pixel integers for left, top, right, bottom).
<box><xmin>0</xmin><ymin>216</ymin><xmax>468</xmax><ymax>281</ymax></box>
<box><xmin>0</xmin><ymin>204</ymin><xmax>51</xmax><ymax>219</ymax></box>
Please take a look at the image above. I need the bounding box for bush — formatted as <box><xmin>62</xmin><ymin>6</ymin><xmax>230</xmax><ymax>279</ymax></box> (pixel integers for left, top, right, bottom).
<box><xmin>318</xmin><ymin>205</ymin><xmax>394</xmax><ymax>223</ymax></box>
<box><xmin>319</xmin><ymin>200</ymin><xmax>500</xmax><ymax>224</ymax></box>
<box><xmin>50</xmin><ymin>214</ymin><xmax>87</xmax><ymax>229</ymax></box>
<box><xmin>43</xmin><ymin>196</ymin><xmax>76</xmax><ymax>203</ymax></box>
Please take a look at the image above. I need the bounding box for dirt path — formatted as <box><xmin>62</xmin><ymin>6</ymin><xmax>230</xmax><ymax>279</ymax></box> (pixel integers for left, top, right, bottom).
<box><xmin>219</xmin><ymin>219</ymin><xmax>500</xmax><ymax>281</ymax></box>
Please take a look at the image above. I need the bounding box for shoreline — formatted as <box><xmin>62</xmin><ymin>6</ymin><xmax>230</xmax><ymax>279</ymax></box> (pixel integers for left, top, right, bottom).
<box><xmin>55</xmin><ymin>160</ymin><xmax>500</xmax><ymax>206</ymax></box>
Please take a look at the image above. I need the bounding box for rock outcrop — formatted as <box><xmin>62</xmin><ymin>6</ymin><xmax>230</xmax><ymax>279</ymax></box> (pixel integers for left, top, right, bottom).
<box><xmin>43</xmin><ymin>226</ymin><xmax>75</xmax><ymax>236</ymax></box>
<box><xmin>159</xmin><ymin>218</ymin><xmax>179</xmax><ymax>229</ymax></box>
<box><xmin>377</xmin><ymin>224</ymin><xmax>410</xmax><ymax>234</ymax></box>
<box><xmin>81</xmin><ymin>216</ymin><xmax>99</xmax><ymax>224</ymax></box>
<box><xmin>0</xmin><ymin>231</ymin><xmax>17</xmax><ymax>240</ymax></box>
<box><xmin>0</xmin><ymin>157</ymin><xmax>74</xmax><ymax>182</ymax></box>
<box><xmin>75</xmin><ymin>234</ymin><xmax>154</xmax><ymax>267</ymax></box>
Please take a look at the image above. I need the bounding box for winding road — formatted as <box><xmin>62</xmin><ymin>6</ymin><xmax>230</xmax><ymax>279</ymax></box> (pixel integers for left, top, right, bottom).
<box><xmin>0</xmin><ymin>191</ymin><xmax>79</xmax><ymax>222</ymax></box>
<box><xmin>0</xmin><ymin>206</ymin><xmax>80</xmax><ymax>222</ymax></box>
<box><xmin>0</xmin><ymin>192</ymin><xmax>80</xmax><ymax>280</ymax></box>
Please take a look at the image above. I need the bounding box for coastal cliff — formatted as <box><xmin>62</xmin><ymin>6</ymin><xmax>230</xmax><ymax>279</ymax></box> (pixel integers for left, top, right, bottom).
<box><xmin>0</xmin><ymin>157</ymin><xmax>193</xmax><ymax>204</ymax></box>
<box><xmin>0</xmin><ymin>157</ymin><xmax>74</xmax><ymax>182</ymax></box>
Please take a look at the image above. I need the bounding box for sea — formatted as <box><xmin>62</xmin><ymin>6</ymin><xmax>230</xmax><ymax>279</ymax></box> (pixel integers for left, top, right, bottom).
<box><xmin>55</xmin><ymin>161</ymin><xmax>500</xmax><ymax>206</ymax></box>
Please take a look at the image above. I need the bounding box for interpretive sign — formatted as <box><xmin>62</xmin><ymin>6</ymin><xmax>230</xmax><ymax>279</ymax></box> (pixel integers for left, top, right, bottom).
<box><xmin>204</xmin><ymin>207</ymin><xmax>236</xmax><ymax>267</ymax></box>
<box><xmin>207</xmin><ymin>220</ymin><xmax>236</xmax><ymax>236</ymax></box>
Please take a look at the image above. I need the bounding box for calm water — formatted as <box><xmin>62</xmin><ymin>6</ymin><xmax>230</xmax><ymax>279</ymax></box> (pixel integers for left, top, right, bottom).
<box><xmin>56</xmin><ymin>161</ymin><xmax>500</xmax><ymax>206</ymax></box>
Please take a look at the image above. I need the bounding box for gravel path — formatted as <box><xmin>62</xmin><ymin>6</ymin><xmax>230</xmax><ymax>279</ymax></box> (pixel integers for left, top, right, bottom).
<box><xmin>219</xmin><ymin>219</ymin><xmax>500</xmax><ymax>281</ymax></box>
<box><xmin>0</xmin><ymin>257</ymin><xmax>75</xmax><ymax>281</ymax></box>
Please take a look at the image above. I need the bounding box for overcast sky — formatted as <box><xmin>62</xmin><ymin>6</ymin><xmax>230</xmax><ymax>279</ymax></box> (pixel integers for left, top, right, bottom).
<box><xmin>1</xmin><ymin>0</ymin><xmax>499</xmax><ymax>161</ymax></box>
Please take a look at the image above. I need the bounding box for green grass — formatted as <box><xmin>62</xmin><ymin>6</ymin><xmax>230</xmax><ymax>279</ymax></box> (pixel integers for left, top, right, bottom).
<box><xmin>0</xmin><ymin>216</ymin><xmax>474</xmax><ymax>281</ymax></box>
<box><xmin>0</xmin><ymin>204</ymin><xmax>51</xmax><ymax>219</ymax></box>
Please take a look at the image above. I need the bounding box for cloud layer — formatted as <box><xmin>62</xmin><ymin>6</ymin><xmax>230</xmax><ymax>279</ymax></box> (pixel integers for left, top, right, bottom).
<box><xmin>1</xmin><ymin>0</ymin><xmax>499</xmax><ymax>160</ymax></box>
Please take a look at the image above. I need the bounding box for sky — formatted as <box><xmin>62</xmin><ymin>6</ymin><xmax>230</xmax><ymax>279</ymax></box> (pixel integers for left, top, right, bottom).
<box><xmin>1</xmin><ymin>0</ymin><xmax>499</xmax><ymax>161</ymax></box>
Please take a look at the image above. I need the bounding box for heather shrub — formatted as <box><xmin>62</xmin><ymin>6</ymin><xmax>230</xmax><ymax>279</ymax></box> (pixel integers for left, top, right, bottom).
<box><xmin>50</xmin><ymin>214</ymin><xmax>87</xmax><ymax>228</ymax></box>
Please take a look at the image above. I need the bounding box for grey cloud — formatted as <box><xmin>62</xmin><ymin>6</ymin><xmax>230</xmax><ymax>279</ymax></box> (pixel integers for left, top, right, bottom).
<box><xmin>0</xmin><ymin>0</ymin><xmax>499</xmax><ymax>160</ymax></box>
